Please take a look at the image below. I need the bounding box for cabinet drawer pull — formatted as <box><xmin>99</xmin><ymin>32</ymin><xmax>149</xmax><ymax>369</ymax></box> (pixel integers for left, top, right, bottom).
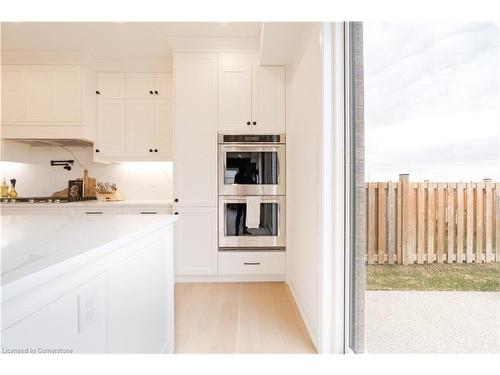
<box><xmin>243</xmin><ymin>261</ymin><xmax>260</xmax><ymax>266</ymax></box>
<box><xmin>140</xmin><ymin>211</ymin><xmax>157</xmax><ymax>214</ymax></box>
<box><xmin>85</xmin><ymin>211</ymin><xmax>103</xmax><ymax>214</ymax></box>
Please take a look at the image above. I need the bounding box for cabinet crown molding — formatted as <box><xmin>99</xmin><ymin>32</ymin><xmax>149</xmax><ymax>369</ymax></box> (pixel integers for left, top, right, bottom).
<box><xmin>167</xmin><ymin>37</ymin><xmax>259</xmax><ymax>52</ymax></box>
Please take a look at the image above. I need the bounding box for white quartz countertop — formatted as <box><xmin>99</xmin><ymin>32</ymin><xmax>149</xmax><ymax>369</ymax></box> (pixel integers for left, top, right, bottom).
<box><xmin>1</xmin><ymin>214</ymin><xmax>177</xmax><ymax>292</ymax></box>
<box><xmin>0</xmin><ymin>200</ymin><xmax>173</xmax><ymax>208</ymax></box>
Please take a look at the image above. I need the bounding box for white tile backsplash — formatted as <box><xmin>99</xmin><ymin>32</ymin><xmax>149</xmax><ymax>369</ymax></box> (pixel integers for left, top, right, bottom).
<box><xmin>0</xmin><ymin>143</ymin><xmax>173</xmax><ymax>200</ymax></box>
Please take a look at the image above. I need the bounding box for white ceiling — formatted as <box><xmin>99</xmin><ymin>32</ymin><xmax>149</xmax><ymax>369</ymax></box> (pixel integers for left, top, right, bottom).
<box><xmin>1</xmin><ymin>22</ymin><xmax>262</xmax><ymax>60</ymax></box>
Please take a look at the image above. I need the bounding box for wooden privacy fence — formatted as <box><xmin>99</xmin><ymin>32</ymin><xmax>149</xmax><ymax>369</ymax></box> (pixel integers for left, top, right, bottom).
<box><xmin>366</xmin><ymin>174</ymin><xmax>499</xmax><ymax>264</ymax></box>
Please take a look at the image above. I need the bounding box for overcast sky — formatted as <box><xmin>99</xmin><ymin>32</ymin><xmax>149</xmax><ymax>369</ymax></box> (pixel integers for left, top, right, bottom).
<box><xmin>364</xmin><ymin>23</ymin><xmax>500</xmax><ymax>182</ymax></box>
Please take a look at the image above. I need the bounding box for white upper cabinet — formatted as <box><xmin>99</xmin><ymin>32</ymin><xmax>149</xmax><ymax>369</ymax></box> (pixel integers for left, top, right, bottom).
<box><xmin>95</xmin><ymin>71</ymin><xmax>172</xmax><ymax>161</ymax></box>
<box><xmin>174</xmin><ymin>52</ymin><xmax>218</xmax><ymax>207</ymax></box>
<box><xmin>1</xmin><ymin>64</ymin><xmax>82</xmax><ymax>123</ymax></box>
<box><xmin>218</xmin><ymin>65</ymin><xmax>252</xmax><ymax>131</ymax></box>
<box><xmin>251</xmin><ymin>66</ymin><xmax>286</xmax><ymax>134</ymax></box>
<box><xmin>125</xmin><ymin>99</ymin><xmax>156</xmax><ymax>157</ymax></box>
<box><xmin>125</xmin><ymin>72</ymin><xmax>171</xmax><ymax>98</ymax></box>
<box><xmin>155</xmin><ymin>98</ymin><xmax>172</xmax><ymax>160</ymax></box>
<box><xmin>96</xmin><ymin>99</ymin><xmax>126</xmax><ymax>157</ymax></box>
<box><xmin>126</xmin><ymin>72</ymin><xmax>155</xmax><ymax>98</ymax></box>
<box><xmin>96</xmin><ymin>72</ymin><xmax>126</xmax><ymax>98</ymax></box>
<box><xmin>217</xmin><ymin>55</ymin><xmax>285</xmax><ymax>133</ymax></box>
<box><xmin>154</xmin><ymin>72</ymin><xmax>173</xmax><ymax>99</ymax></box>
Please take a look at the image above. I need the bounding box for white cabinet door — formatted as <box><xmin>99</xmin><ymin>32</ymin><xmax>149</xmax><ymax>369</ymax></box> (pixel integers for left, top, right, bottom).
<box><xmin>52</xmin><ymin>65</ymin><xmax>82</xmax><ymax>123</ymax></box>
<box><xmin>96</xmin><ymin>99</ymin><xmax>126</xmax><ymax>156</ymax></box>
<box><xmin>218</xmin><ymin>64</ymin><xmax>252</xmax><ymax>132</ymax></box>
<box><xmin>97</xmin><ymin>72</ymin><xmax>126</xmax><ymax>98</ymax></box>
<box><xmin>155</xmin><ymin>72</ymin><xmax>172</xmax><ymax>99</ymax></box>
<box><xmin>174</xmin><ymin>206</ymin><xmax>217</xmax><ymax>276</ymax></box>
<box><xmin>1</xmin><ymin>66</ymin><xmax>28</xmax><ymax>122</ymax></box>
<box><xmin>251</xmin><ymin>66</ymin><xmax>286</xmax><ymax>133</ymax></box>
<box><xmin>107</xmin><ymin>231</ymin><xmax>173</xmax><ymax>353</ymax></box>
<box><xmin>1</xmin><ymin>274</ymin><xmax>106</xmax><ymax>354</ymax></box>
<box><xmin>126</xmin><ymin>72</ymin><xmax>155</xmax><ymax>98</ymax></box>
<box><xmin>154</xmin><ymin>98</ymin><xmax>172</xmax><ymax>160</ymax></box>
<box><xmin>125</xmin><ymin>99</ymin><xmax>156</xmax><ymax>157</ymax></box>
<box><xmin>174</xmin><ymin>53</ymin><xmax>218</xmax><ymax>207</ymax></box>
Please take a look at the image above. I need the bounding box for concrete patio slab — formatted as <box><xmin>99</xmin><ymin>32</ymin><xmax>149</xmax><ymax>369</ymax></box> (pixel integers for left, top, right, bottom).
<box><xmin>366</xmin><ymin>291</ymin><xmax>500</xmax><ymax>353</ymax></box>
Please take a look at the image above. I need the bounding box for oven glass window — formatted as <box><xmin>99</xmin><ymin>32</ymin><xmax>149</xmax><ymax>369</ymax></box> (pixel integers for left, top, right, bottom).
<box><xmin>225</xmin><ymin>203</ymin><xmax>279</xmax><ymax>236</ymax></box>
<box><xmin>225</xmin><ymin>152</ymin><xmax>278</xmax><ymax>185</ymax></box>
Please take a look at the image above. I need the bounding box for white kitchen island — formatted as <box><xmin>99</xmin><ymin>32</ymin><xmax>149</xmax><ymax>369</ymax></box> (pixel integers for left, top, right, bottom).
<box><xmin>1</xmin><ymin>214</ymin><xmax>177</xmax><ymax>354</ymax></box>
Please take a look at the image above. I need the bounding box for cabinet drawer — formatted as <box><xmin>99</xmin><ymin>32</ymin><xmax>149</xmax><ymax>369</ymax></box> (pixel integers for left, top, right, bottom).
<box><xmin>71</xmin><ymin>207</ymin><xmax>124</xmax><ymax>215</ymax></box>
<box><xmin>124</xmin><ymin>207</ymin><xmax>171</xmax><ymax>215</ymax></box>
<box><xmin>218</xmin><ymin>251</ymin><xmax>285</xmax><ymax>275</ymax></box>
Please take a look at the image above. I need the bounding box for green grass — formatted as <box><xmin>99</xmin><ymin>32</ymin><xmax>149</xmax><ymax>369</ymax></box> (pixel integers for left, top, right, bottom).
<box><xmin>366</xmin><ymin>263</ymin><xmax>500</xmax><ymax>292</ymax></box>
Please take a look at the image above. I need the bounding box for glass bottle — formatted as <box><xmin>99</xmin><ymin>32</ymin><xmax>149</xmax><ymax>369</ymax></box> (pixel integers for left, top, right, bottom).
<box><xmin>1</xmin><ymin>178</ymin><xmax>9</xmax><ymax>198</ymax></box>
<box><xmin>9</xmin><ymin>179</ymin><xmax>17</xmax><ymax>198</ymax></box>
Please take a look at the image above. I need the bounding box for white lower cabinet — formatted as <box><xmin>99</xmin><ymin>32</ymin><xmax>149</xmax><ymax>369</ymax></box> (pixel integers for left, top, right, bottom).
<box><xmin>1</xmin><ymin>274</ymin><xmax>106</xmax><ymax>354</ymax></box>
<box><xmin>1</xmin><ymin>226</ymin><xmax>174</xmax><ymax>354</ymax></box>
<box><xmin>107</xmin><ymin>233</ymin><xmax>173</xmax><ymax>353</ymax></box>
<box><xmin>218</xmin><ymin>251</ymin><xmax>286</xmax><ymax>276</ymax></box>
<box><xmin>174</xmin><ymin>206</ymin><xmax>217</xmax><ymax>276</ymax></box>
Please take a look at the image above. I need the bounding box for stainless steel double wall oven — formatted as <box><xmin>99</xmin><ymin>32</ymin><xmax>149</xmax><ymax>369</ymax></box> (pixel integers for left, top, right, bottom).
<box><xmin>218</xmin><ymin>134</ymin><xmax>286</xmax><ymax>250</ymax></box>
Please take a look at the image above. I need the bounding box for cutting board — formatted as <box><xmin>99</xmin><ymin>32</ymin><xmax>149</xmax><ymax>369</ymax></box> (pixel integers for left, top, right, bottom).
<box><xmin>51</xmin><ymin>170</ymin><xmax>97</xmax><ymax>198</ymax></box>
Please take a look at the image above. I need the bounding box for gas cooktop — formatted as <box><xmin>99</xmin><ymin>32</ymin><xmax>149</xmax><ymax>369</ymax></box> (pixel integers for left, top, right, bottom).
<box><xmin>1</xmin><ymin>196</ymin><xmax>98</xmax><ymax>204</ymax></box>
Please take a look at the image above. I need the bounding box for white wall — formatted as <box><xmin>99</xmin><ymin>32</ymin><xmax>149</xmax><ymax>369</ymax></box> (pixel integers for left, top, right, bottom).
<box><xmin>0</xmin><ymin>142</ymin><xmax>173</xmax><ymax>200</ymax></box>
<box><xmin>286</xmin><ymin>23</ymin><xmax>324</xmax><ymax>349</ymax></box>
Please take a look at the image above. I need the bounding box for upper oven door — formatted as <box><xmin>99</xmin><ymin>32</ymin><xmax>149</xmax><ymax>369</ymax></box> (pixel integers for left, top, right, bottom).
<box><xmin>219</xmin><ymin>144</ymin><xmax>286</xmax><ymax>196</ymax></box>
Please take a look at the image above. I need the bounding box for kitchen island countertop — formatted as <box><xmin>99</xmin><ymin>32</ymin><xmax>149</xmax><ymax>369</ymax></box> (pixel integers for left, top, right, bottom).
<box><xmin>1</xmin><ymin>214</ymin><xmax>177</xmax><ymax>298</ymax></box>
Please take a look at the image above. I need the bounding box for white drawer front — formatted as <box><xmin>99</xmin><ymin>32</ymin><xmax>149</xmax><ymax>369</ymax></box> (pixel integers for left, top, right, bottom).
<box><xmin>123</xmin><ymin>206</ymin><xmax>171</xmax><ymax>215</ymax></box>
<box><xmin>218</xmin><ymin>251</ymin><xmax>285</xmax><ymax>275</ymax></box>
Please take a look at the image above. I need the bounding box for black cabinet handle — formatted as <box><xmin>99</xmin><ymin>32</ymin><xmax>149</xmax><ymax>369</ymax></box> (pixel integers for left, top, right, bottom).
<box><xmin>174</xmin><ymin>198</ymin><xmax>179</xmax><ymax>203</ymax></box>
<box><xmin>246</xmin><ymin>121</ymin><xmax>251</xmax><ymax>126</ymax></box>
<box><xmin>252</xmin><ymin>121</ymin><xmax>257</xmax><ymax>125</ymax></box>
<box><xmin>96</xmin><ymin>90</ymin><xmax>100</xmax><ymax>95</ymax></box>
<box><xmin>154</xmin><ymin>90</ymin><xmax>159</xmax><ymax>95</ymax></box>
<box><xmin>95</xmin><ymin>149</ymin><xmax>100</xmax><ymax>153</ymax></box>
<box><xmin>243</xmin><ymin>262</ymin><xmax>260</xmax><ymax>266</ymax></box>
<box><xmin>149</xmin><ymin>90</ymin><xmax>153</xmax><ymax>95</ymax></box>
<box><xmin>174</xmin><ymin>212</ymin><xmax>179</xmax><ymax>215</ymax></box>
<box><xmin>154</xmin><ymin>149</ymin><xmax>158</xmax><ymax>152</ymax></box>
<box><xmin>149</xmin><ymin>149</ymin><xmax>153</xmax><ymax>152</ymax></box>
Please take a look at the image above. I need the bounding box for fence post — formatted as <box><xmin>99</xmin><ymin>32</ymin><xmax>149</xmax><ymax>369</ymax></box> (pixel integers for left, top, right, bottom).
<box><xmin>400</xmin><ymin>174</ymin><xmax>410</xmax><ymax>265</ymax></box>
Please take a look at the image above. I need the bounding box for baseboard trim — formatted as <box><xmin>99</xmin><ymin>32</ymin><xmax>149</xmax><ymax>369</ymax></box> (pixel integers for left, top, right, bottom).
<box><xmin>160</xmin><ymin>339</ymin><xmax>173</xmax><ymax>354</ymax></box>
<box><xmin>175</xmin><ymin>274</ymin><xmax>286</xmax><ymax>283</ymax></box>
<box><xmin>287</xmin><ymin>281</ymin><xmax>319</xmax><ymax>352</ymax></box>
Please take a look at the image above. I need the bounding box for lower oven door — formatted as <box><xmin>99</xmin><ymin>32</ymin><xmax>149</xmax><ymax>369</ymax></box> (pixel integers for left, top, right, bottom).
<box><xmin>219</xmin><ymin>195</ymin><xmax>286</xmax><ymax>248</ymax></box>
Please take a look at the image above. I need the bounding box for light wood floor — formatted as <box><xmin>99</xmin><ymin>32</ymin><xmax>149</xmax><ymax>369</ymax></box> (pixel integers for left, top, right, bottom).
<box><xmin>174</xmin><ymin>282</ymin><xmax>317</xmax><ymax>354</ymax></box>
